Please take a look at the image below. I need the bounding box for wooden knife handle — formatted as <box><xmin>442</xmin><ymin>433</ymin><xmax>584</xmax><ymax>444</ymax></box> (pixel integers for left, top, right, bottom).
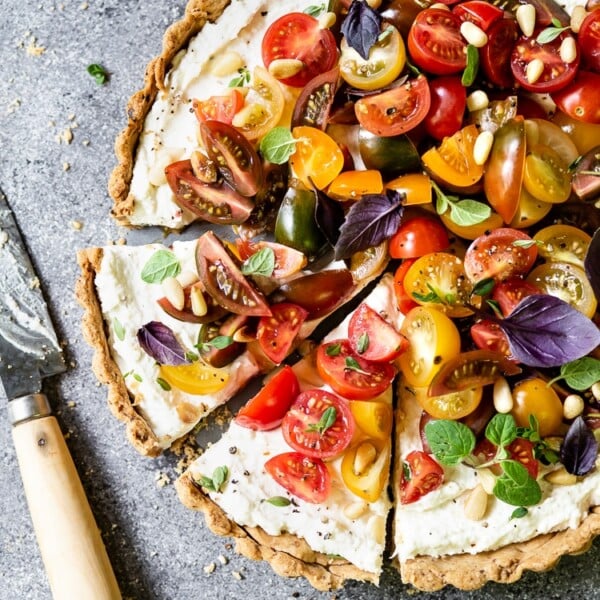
<box><xmin>12</xmin><ymin>413</ymin><xmax>121</xmax><ymax>600</ymax></box>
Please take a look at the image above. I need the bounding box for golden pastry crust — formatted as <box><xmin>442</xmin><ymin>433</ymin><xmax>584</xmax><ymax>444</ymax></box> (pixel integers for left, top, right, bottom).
<box><xmin>175</xmin><ymin>471</ymin><xmax>378</xmax><ymax>591</ymax></box>
<box><xmin>108</xmin><ymin>0</ymin><xmax>232</xmax><ymax>226</ymax></box>
<box><xmin>75</xmin><ymin>247</ymin><xmax>163</xmax><ymax>456</ymax></box>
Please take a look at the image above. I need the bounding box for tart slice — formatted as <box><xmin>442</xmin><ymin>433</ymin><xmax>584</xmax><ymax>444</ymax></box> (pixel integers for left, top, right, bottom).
<box><xmin>175</xmin><ymin>274</ymin><xmax>404</xmax><ymax>589</ymax></box>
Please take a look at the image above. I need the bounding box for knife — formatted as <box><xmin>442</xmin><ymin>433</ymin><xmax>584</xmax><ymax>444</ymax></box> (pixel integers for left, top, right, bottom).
<box><xmin>0</xmin><ymin>190</ymin><xmax>121</xmax><ymax>600</ymax></box>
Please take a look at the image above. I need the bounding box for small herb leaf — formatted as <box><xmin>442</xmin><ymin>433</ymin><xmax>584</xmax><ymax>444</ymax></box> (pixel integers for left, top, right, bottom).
<box><xmin>493</xmin><ymin>460</ymin><xmax>542</xmax><ymax>506</ymax></box>
<box><xmin>266</xmin><ymin>496</ymin><xmax>292</xmax><ymax>507</ymax></box>
<box><xmin>307</xmin><ymin>406</ymin><xmax>337</xmax><ymax>436</ymax></box>
<box><xmin>304</xmin><ymin>3</ymin><xmax>326</xmax><ymax>16</ymax></box>
<box><xmin>241</xmin><ymin>247</ymin><xmax>276</xmax><ymax>276</ymax></box>
<box><xmin>113</xmin><ymin>317</ymin><xmax>126</xmax><ymax>341</ymax></box>
<box><xmin>485</xmin><ymin>413</ymin><xmax>517</xmax><ymax>448</ymax></box>
<box><xmin>140</xmin><ymin>250</ymin><xmax>181</xmax><ymax>284</ymax></box>
<box><xmin>449</xmin><ymin>198</ymin><xmax>491</xmax><ymax>226</ymax></box>
<box><xmin>560</xmin><ymin>416</ymin><xmax>598</xmax><ymax>476</ymax></box>
<box><xmin>461</xmin><ymin>44</ymin><xmax>479</xmax><ymax>86</ymax></box>
<box><xmin>156</xmin><ymin>377</ymin><xmax>171</xmax><ymax>391</ymax></box>
<box><xmin>137</xmin><ymin>321</ymin><xmax>189</xmax><ymax>365</ymax></box>
<box><xmin>198</xmin><ymin>465</ymin><xmax>229</xmax><ymax>493</ymax></box>
<box><xmin>340</xmin><ymin>0</ymin><xmax>382</xmax><ymax>60</ymax></box>
<box><xmin>228</xmin><ymin>66</ymin><xmax>250</xmax><ymax>88</ymax></box>
<box><xmin>326</xmin><ymin>343</ymin><xmax>342</xmax><ymax>357</ymax></box>
<box><xmin>472</xmin><ymin>277</ymin><xmax>495</xmax><ymax>297</ymax></box>
<box><xmin>510</xmin><ymin>506</ymin><xmax>528</xmax><ymax>520</ymax></box>
<box><xmin>424</xmin><ymin>420</ymin><xmax>476</xmax><ymax>466</ymax></box>
<box><xmin>551</xmin><ymin>356</ymin><xmax>600</xmax><ymax>391</ymax></box>
<box><xmin>87</xmin><ymin>63</ymin><xmax>108</xmax><ymax>85</ymax></box>
<box><xmin>536</xmin><ymin>25</ymin><xmax>570</xmax><ymax>44</ymax></box>
<box><xmin>259</xmin><ymin>127</ymin><xmax>297</xmax><ymax>164</ymax></box>
<box><xmin>357</xmin><ymin>332</ymin><xmax>369</xmax><ymax>354</ymax></box>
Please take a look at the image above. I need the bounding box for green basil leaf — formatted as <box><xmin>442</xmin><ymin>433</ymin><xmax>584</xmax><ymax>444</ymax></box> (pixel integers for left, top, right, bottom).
<box><xmin>140</xmin><ymin>250</ymin><xmax>181</xmax><ymax>284</ymax></box>
<box><xmin>241</xmin><ymin>247</ymin><xmax>275</xmax><ymax>276</ymax></box>
<box><xmin>485</xmin><ymin>413</ymin><xmax>517</xmax><ymax>448</ymax></box>
<box><xmin>449</xmin><ymin>199</ymin><xmax>491</xmax><ymax>226</ymax></box>
<box><xmin>156</xmin><ymin>377</ymin><xmax>171</xmax><ymax>391</ymax></box>
<box><xmin>211</xmin><ymin>465</ymin><xmax>229</xmax><ymax>492</ymax></box>
<box><xmin>113</xmin><ymin>317</ymin><xmax>126</xmax><ymax>341</ymax></box>
<box><xmin>560</xmin><ymin>357</ymin><xmax>600</xmax><ymax>390</ymax></box>
<box><xmin>198</xmin><ymin>475</ymin><xmax>216</xmax><ymax>492</ymax></box>
<box><xmin>510</xmin><ymin>506</ymin><xmax>528</xmax><ymax>520</ymax></box>
<box><xmin>357</xmin><ymin>332</ymin><xmax>369</xmax><ymax>354</ymax></box>
<box><xmin>512</xmin><ymin>239</ymin><xmax>540</xmax><ymax>249</ymax></box>
<box><xmin>259</xmin><ymin>127</ymin><xmax>297</xmax><ymax>165</ymax></box>
<box><xmin>185</xmin><ymin>351</ymin><xmax>199</xmax><ymax>362</ymax></box>
<box><xmin>472</xmin><ymin>277</ymin><xmax>495</xmax><ymax>297</ymax></box>
<box><xmin>536</xmin><ymin>25</ymin><xmax>569</xmax><ymax>44</ymax></box>
<box><xmin>266</xmin><ymin>496</ymin><xmax>292</xmax><ymax>507</ymax></box>
<box><xmin>87</xmin><ymin>63</ymin><xmax>108</xmax><ymax>85</ymax></box>
<box><xmin>228</xmin><ymin>66</ymin><xmax>250</xmax><ymax>88</ymax></box>
<box><xmin>424</xmin><ymin>420</ymin><xmax>476</xmax><ymax>465</ymax></box>
<box><xmin>493</xmin><ymin>460</ymin><xmax>542</xmax><ymax>506</ymax></box>
<box><xmin>461</xmin><ymin>44</ymin><xmax>479</xmax><ymax>86</ymax></box>
<box><xmin>326</xmin><ymin>343</ymin><xmax>342</xmax><ymax>356</ymax></box>
<box><xmin>304</xmin><ymin>3</ymin><xmax>326</xmax><ymax>16</ymax></box>
<box><xmin>307</xmin><ymin>406</ymin><xmax>337</xmax><ymax>436</ymax></box>
<box><xmin>345</xmin><ymin>356</ymin><xmax>367</xmax><ymax>374</ymax></box>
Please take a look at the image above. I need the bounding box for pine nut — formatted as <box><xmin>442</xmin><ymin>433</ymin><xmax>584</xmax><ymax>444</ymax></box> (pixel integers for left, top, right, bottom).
<box><xmin>190</xmin><ymin>284</ymin><xmax>208</xmax><ymax>316</ymax></box>
<box><xmin>563</xmin><ymin>394</ymin><xmax>585</xmax><ymax>419</ymax></box>
<box><xmin>473</xmin><ymin>130</ymin><xmax>494</xmax><ymax>166</ymax></box>
<box><xmin>365</xmin><ymin>0</ymin><xmax>382</xmax><ymax>8</ymax></box>
<box><xmin>460</xmin><ymin>21</ymin><xmax>488</xmax><ymax>47</ymax></box>
<box><xmin>430</xmin><ymin>2</ymin><xmax>451</xmax><ymax>8</ymax></box>
<box><xmin>545</xmin><ymin>467</ymin><xmax>577</xmax><ymax>485</ymax></box>
<box><xmin>560</xmin><ymin>37</ymin><xmax>577</xmax><ymax>64</ymax></box>
<box><xmin>570</xmin><ymin>6</ymin><xmax>588</xmax><ymax>33</ymax></box>
<box><xmin>464</xmin><ymin>484</ymin><xmax>488</xmax><ymax>521</ymax></box>
<box><xmin>516</xmin><ymin>4</ymin><xmax>536</xmax><ymax>37</ymax></box>
<box><xmin>344</xmin><ymin>501</ymin><xmax>368</xmax><ymax>520</ymax></box>
<box><xmin>526</xmin><ymin>58</ymin><xmax>544</xmax><ymax>84</ymax></box>
<box><xmin>162</xmin><ymin>277</ymin><xmax>184</xmax><ymax>310</ymax></box>
<box><xmin>544</xmin><ymin>436</ymin><xmax>563</xmax><ymax>452</ymax></box>
<box><xmin>268</xmin><ymin>58</ymin><xmax>304</xmax><ymax>80</ymax></box>
<box><xmin>368</xmin><ymin>515</ymin><xmax>386</xmax><ymax>545</ymax></box>
<box><xmin>232</xmin><ymin>325</ymin><xmax>255</xmax><ymax>343</ymax></box>
<box><xmin>177</xmin><ymin>270</ymin><xmax>199</xmax><ymax>287</ymax></box>
<box><xmin>208</xmin><ymin>50</ymin><xmax>244</xmax><ymax>76</ymax></box>
<box><xmin>477</xmin><ymin>468</ymin><xmax>496</xmax><ymax>495</ymax></box>
<box><xmin>353</xmin><ymin>442</ymin><xmax>377</xmax><ymax>475</ymax></box>
<box><xmin>318</xmin><ymin>11</ymin><xmax>337</xmax><ymax>29</ymax></box>
<box><xmin>467</xmin><ymin>90</ymin><xmax>489</xmax><ymax>112</ymax></box>
<box><xmin>592</xmin><ymin>382</ymin><xmax>600</xmax><ymax>401</ymax></box>
<box><xmin>493</xmin><ymin>376</ymin><xmax>514</xmax><ymax>413</ymax></box>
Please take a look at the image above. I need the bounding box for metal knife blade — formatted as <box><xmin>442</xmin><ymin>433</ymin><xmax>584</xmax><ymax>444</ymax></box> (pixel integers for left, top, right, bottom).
<box><xmin>0</xmin><ymin>189</ymin><xmax>65</xmax><ymax>400</ymax></box>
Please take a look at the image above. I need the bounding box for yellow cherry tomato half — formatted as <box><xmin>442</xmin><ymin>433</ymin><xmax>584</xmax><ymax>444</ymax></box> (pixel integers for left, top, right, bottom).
<box><xmin>349</xmin><ymin>400</ymin><xmax>393</xmax><ymax>441</ymax></box>
<box><xmin>290</xmin><ymin>126</ymin><xmax>344</xmax><ymax>189</ymax></box>
<box><xmin>533</xmin><ymin>224</ymin><xmax>592</xmax><ymax>268</ymax></box>
<box><xmin>523</xmin><ymin>144</ymin><xmax>571</xmax><ymax>204</ymax></box>
<box><xmin>511</xmin><ymin>377</ymin><xmax>563</xmax><ymax>437</ymax></box>
<box><xmin>159</xmin><ymin>361</ymin><xmax>229</xmax><ymax>395</ymax></box>
<box><xmin>508</xmin><ymin>187</ymin><xmax>552</xmax><ymax>229</ymax></box>
<box><xmin>327</xmin><ymin>169</ymin><xmax>383</xmax><ymax>200</ymax></box>
<box><xmin>341</xmin><ymin>438</ymin><xmax>391</xmax><ymax>502</ymax></box>
<box><xmin>412</xmin><ymin>385</ymin><xmax>483</xmax><ymax>420</ymax></box>
<box><xmin>551</xmin><ymin>110</ymin><xmax>600</xmax><ymax>155</ymax></box>
<box><xmin>524</xmin><ymin>118</ymin><xmax>579</xmax><ymax>166</ymax></box>
<box><xmin>399</xmin><ymin>306</ymin><xmax>461</xmax><ymax>387</ymax></box>
<box><xmin>385</xmin><ymin>173</ymin><xmax>432</xmax><ymax>206</ymax></box>
<box><xmin>340</xmin><ymin>24</ymin><xmax>406</xmax><ymax>90</ymax></box>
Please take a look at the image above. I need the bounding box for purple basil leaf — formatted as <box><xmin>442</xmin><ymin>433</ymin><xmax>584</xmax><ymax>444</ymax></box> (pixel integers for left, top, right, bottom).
<box><xmin>497</xmin><ymin>294</ymin><xmax>600</xmax><ymax>368</ymax></box>
<box><xmin>137</xmin><ymin>321</ymin><xmax>189</xmax><ymax>366</ymax></box>
<box><xmin>314</xmin><ymin>185</ymin><xmax>345</xmax><ymax>247</ymax></box>
<box><xmin>584</xmin><ymin>227</ymin><xmax>600</xmax><ymax>302</ymax></box>
<box><xmin>334</xmin><ymin>189</ymin><xmax>404</xmax><ymax>260</ymax></box>
<box><xmin>560</xmin><ymin>416</ymin><xmax>598</xmax><ymax>476</ymax></box>
<box><xmin>340</xmin><ymin>0</ymin><xmax>382</xmax><ymax>61</ymax></box>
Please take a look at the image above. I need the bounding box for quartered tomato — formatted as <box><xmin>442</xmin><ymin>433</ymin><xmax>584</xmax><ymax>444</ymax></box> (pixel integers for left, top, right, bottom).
<box><xmin>193</xmin><ymin>89</ymin><xmax>244</xmax><ymax>124</ymax></box>
<box><xmin>400</xmin><ymin>450</ymin><xmax>444</xmax><ymax>504</ymax></box>
<box><xmin>413</xmin><ymin>385</ymin><xmax>483</xmax><ymax>420</ymax></box>
<box><xmin>480</xmin><ymin>18</ymin><xmax>519</xmax><ymax>88</ymax></box>
<box><xmin>292</xmin><ymin>67</ymin><xmax>339</xmax><ymax>129</ymax></box>
<box><xmin>452</xmin><ymin>0</ymin><xmax>503</xmax><ymax>30</ymax></box>
<box><xmin>510</xmin><ymin>32</ymin><xmax>579</xmax><ymax>93</ymax></box>
<box><xmin>235</xmin><ymin>365</ymin><xmax>299</xmax><ymax>430</ymax></box>
<box><xmin>491</xmin><ymin>277</ymin><xmax>541</xmax><ymax>315</ymax></box>
<box><xmin>159</xmin><ymin>361</ymin><xmax>229</xmax><ymax>395</ymax></box>
<box><xmin>386</xmin><ymin>173</ymin><xmax>432</xmax><ymax>206</ymax></box>
<box><xmin>256</xmin><ymin>303</ymin><xmax>308</xmax><ymax>364</ymax></box>
<box><xmin>349</xmin><ymin>241</ymin><xmax>390</xmax><ymax>284</ymax></box>
<box><xmin>348</xmin><ymin>302</ymin><xmax>409</xmax><ymax>362</ymax></box>
<box><xmin>261</xmin><ymin>12</ymin><xmax>338</xmax><ymax>88</ymax></box>
<box><xmin>399</xmin><ymin>306</ymin><xmax>461</xmax><ymax>387</ymax></box>
<box><xmin>389</xmin><ymin>215</ymin><xmax>450</xmax><ymax>259</ymax></box>
<box><xmin>354</xmin><ymin>75</ymin><xmax>431</xmax><ymax>137</ymax></box>
<box><xmin>510</xmin><ymin>377</ymin><xmax>564</xmax><ymax>437</ymax></box>
<box><xmin>393</xmin><ymin>259</ymin><xmax>419</xmax><ymax>314</ymax></box>
<box><xmin>265</xmin><ymin>452</ymin><xmax>331</xmax><ymax>504</ymax></box>
<box><xmin>552</xmin><ymin>71</ymin><xmax>600</xmax><ymax>124</ymax></box>
<box><xmin>282</xmin><ymin>389</ymin><xmax>355</xmax><ymax>459</ymax></box>
<box><xmin>316</xmin><ymin>340</ymin><xmax>397</xmax><ymax>400</ymax></box>
<box><xmin>407</xmin><ymin>9</ymin><xmax>467</xmax><ymax>75</ymax></box>
<box><xmin>464</xmin><ymin>228</ymin><xmax>537</xmax><ymax>283</ymax></box>
<box><xmin>236</xmin><ymin>239</ymin><xmax>307</xmax><ymax>279</ymax></box>
<box><xmin>423</xmin><ymin>76</ymin><xmax>467</xmax><ymax>141</ymax></box>
<box><xmin>339</xmin><ymin>23</ymin><xmax>405</xmax><ymax>90</ymax></box>
<box><xmin>196</xmin><ymin>231</ymin><xmax>271</xmax><ymax>317</ymax></box>
<box><xmin>522</xmin><ymin>144</ymin><xmax>571</xmax><ymax>204</ymax></box>
<box><xmin>533</xmin><ymin>224</ymin><xmax>592</xmax><ymax>268</ymax></box>
<box><xmin>341</xmin><ymin>439</ymin><xmax>391</xmax><ymax>502</ymax></box>
<box><xmin>470</xmin><ymin>320</ymin><xmax>511</xmax><ymax>356</ymax></box>
<box><xmin>576</xmin><ymin>10</ymin><xmax>600</xmax><ymax>73</ymax></box>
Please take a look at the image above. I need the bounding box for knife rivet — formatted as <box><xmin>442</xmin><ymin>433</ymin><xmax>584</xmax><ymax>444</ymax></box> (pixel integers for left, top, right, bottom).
<box><xmin>38</xmin><ymin>437</ymin><xmax>47</xmax><ymax>447</ymax></box>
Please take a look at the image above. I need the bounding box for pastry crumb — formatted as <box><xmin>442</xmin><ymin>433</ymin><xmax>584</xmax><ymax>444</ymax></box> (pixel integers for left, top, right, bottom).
<box><xmin>203</xmin><ymin>562</ymin><xmax>216</xmax><ymax>575</ymax></box>
<box><xmin>63</xmin><ymin>162</ymin><xmax>71</xmax><ymax>172</ymax></box>
<box><xmin>79</xmin><ymin>1</ymin><xmax>89</xmax><ymax>8</ymax></box>
<box><xmin>155</xmin><ymin>472</ymin><xmax>170</xmax><ymax>488</ymax></box>
<box><xmin>232</xmin><ymin>571</ymin><xmax>243</xmax><ymax>581</ymax></box>
<box><xmin>70</xmin><ymin>220</ymin><xmax>83</xmax><ymax>230</ymax></box>
<box><xmin>25</xmin><ymin>36</ymin><xmax>46</xmax><ymax>56</ymax></box>
<box><xmin>217</xmin><ymin>554</ymin><xmax>228</xmax><ymax>565</ymax></box>
<box><xmin>29</xmin><ymin>277</ymin><xmax>40</xmax><ymax>289</ymax></box>
<box><xmin>67</xmin><ymin>401</ymin><xmax>76</xmax><ymax>408</ymax></box>
<box><xmin>6</xmin><ymin>98</ymin><xmax>21</xmax><ymax>114</ymax></box>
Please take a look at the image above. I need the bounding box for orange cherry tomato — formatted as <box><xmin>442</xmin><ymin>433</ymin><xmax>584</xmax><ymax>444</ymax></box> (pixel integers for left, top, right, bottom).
<box><xmin>327</xmin><ymin>170</ymin><xmax>383</xmax><ymax>201</ymax></box>
<box><xmin>385</xmin><ymin>173</ymin><xmax>432</xmax><ymax>206</ymax></box>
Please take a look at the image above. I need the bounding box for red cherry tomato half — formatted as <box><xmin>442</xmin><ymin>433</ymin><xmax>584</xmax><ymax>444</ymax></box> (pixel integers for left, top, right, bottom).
<box><xmin>480</xmin><ymin>18</ymin><xmax>519</xmax><ymax>88</ymax></box>
<box><xmin>407</xmin><ymin>9</ymin><xmax>467</xmax><ymax>75</ymax></box>
<box><xmin>265</xmin><ymin>451</ymin><xmax>331</xmax><ymax>503</ymax></box>
<box><xmin>389</xmin><ymin>215</ymin><xmax>450</xmax><ymax>259</ymax></box>
<box><xmin>423</xmin><ymin>76</ymin><xmax>467</xmax><ymax>141</ymax></box>
<box><xmin>393</xmin><ymin>259</ymin><xmax>420</xmax><ymax>314</ymax></box>
<box><xmin>316</xmin><ymin>339</ymin><xmax>396</xmax><ymax>400</ymax></box>
<box><xmin>282</xmin><ymin>389</ymin><xmax>355</xmax><ymax>459</ymax></box>
<box><xmin>256</xmin><ymin>303</ymin><xmax>308</xmax><ymax>365</ymax></box>
<box><xmin>470</xmin><ymin>320</ymin><xmax>511</xmax><ymax>356</ymax></box>
<box><xmin>235</xmin><ymin>366</ymin><xmax>300</xmax><ymax>431</ymax></box>
<box><xmin>476</xmin><ymin>438</ymin><xmax>538</xmax><ymax>479</ymax></box>
<box><xmin>510</xmin><ymin>32</ymin><xmax>579</xmax><ymax>94</ymax></box>
<box><xmin>193</xmin><ymin>89</ymin><xmax>245</xmax><ymax>124</ymax></box>
<box><xmin>552</xmin><ymin>71</ymin><xmax>600</xmax><ymax>124</ymax></box>
<box><xmin>452</xmin><ymin>1</ymin><xmax>503</xmax><ymax>31</ymax></box>
<box><xmin>491</xmin><ymin>277</ymin><xmax>542</xmax><ymax>316</ymax></box>
<box><xmin>400</xmin><ymin>450</ymin><xmax>444</xmax><ymax>504</ymax></box>
<box><xmin>348</xmin><ymin>302</ymin><xmax>409</xmax><ymax>363</ymax></box>
<box><xmin>464</xmin><ymin>228</ymin><xmax>538</xmax><ymax>283</ymax></box>
<box><xmin>354</xmin><ymin>75</ymin><xmax>431</xmax><ymax>137</ymax></box>
<box><xmin>578</xmin><ymin>10</ymin><xmax>600</xmax><ymax>74</ymax></box>
<box><xmin>261</xmin><ymin>13</ymin><xmax>338</xmax><ymax>88</ymax></box>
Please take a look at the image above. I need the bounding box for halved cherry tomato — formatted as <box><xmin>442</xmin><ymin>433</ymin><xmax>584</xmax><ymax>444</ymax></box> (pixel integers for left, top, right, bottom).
<box><xmin>483</xmin><ymin>117</ymin><xmax>526</xmax><ymax>224</ymax></box>
<box><xmin>470</xmin><ymin>320</ymin><xmax>511</xmax><ymax>356</ymax></box>
<box><xmin>282</xmin><ymin>389</ymin><xmax>355</xmax><ymax>459</ymax></box>
<box><xmin>261</xmin><ymin>13</ymin><xmax>338</xmax><ymax>88</ymax></box>
<box><xmin>265</xmin><ymin>452</ymin><xmax>331</xmax><ymax>504</ymax></box>
<box><xmin>577</xmin><ymin>10</ymin><xmax>600</xmax><ymax>74</ymax></box>
<box><xmin>393</xmin><ymin>259</ymin><xmax>419</xmax><ymax>314</ymax></box>
<box><xmin>159</xmin><ymin>361</ymin><xmax>229</xmax><ymax>395</ymax></box>
<box><xmin>327</xmin><ymin>170</ymin><xmax>383</xmax><ymax>201</ymax></box>
<box><xmin>464</xmin><ymin>228</ymin><xmax>537</xmax><ymax>282</ymax></box>
<box><xmin>196</xmin><ymin>231</ymin><xmax>271</xmax><ymax>317</ymax></box>
<box><xmin>341</xmin><ymin>439</ymin><xmax>391</xmax><ymax>502</ymax></box>
<box><xmin>256</xmin><ymin>303</ymin><xmax>308</xmax><ymax>364</ymax></box>
<box><xmin>316</xmin><ymin>340</ymin><xmax>396</xmax><ymax>400</ymax></box>
<box><xmin>236</xmin><ymin>239</ymin><xmax>307</xmax><ymax>279</ymax></box>
<box><xmin>349</xmin><ymin>241</ymin><xmax>390</xmax><ymax>283</ymax></box>
<box><xmin>400</xmin><ymin>450</ymin><xmax>444</xmax><ymax>504</ymax></box>
<box><xmin>157</xmin><ymin>281</ymin><xmax>227</xmax><ymax>324</ymax></box>
<box><xmin>552</xmin><ymin>109</ymin><xmax>600</xmax><ymax>154</ymax></box>
<box><xmin>339</xmin><ymin>23</ymin><xmax>405</xmax><ymax>90</ymax></box>
<box><xmin>389</xmin><ymin>216</ymin><xmax>450</xmax><ymax>259</ymax></box>
<box><xmin>349</xmin><ymin>400</ymin><xmax>393</xmax><ymax>440</ymax></box>
<box><xmin>476</xmin><ymin>438</ymin><xmax>539</xmax><ymax>479</ymax></box>
<box><xmin>422</xmin><ymin>124</ymin><xmax>484</xmax><ymax>189</ymax></box>
<box><xmin>510</xmin><ymin>377</ymin><xmax>563</xmax><ymax>437</ymax></box>
<box><xmin>399</xmin><ymin>306</ymin><xmax>461</xmax><ymax>387</ymax></box>
<box><xmin>165</xmin><ymin>160</ymin><xmax>254</xmax><ymax>225</ymax></box>
<box><xmin>354</xmin><ymin>75</ymin><xmax>431</xmax><ymax>137</ymax></box>
<box><xmin>348</xmin><ymin>303</ymin><xmax>409</xmax><ymax>363</ymax></box>
<box><xmin>423</xmin><ymin>76</ymin><xmax>466</xmax><ymax>141</ymax></box>
<box><xmin>453</xmin><ymin>1</ymin><xmax>503</xmax><ymax>31</ymax></box>
<box><xmin>533</xmin><ymin>224</ymin><xmax>592</xmax><ymax>269</ymax></box>
<box><xmin>524</xmin><ymin>118</ymin><xmax>579</xmax><ymax>165</ymax></box>
<box><xmin>480</xmin><ymin>18</ymin><xmax>519</xmax><ymax>88</ymax></box>
<box><xmin>386</xmin><ymin>173</ymin><xmax>432</xmax><ymax>206</ymax></box>
<box><xmin>235</xmin><ymin>366</ymin><xmax>299</xmax><ymax>431</ymax></box>
<box><xmin>552</xmin><ymin>71</ymin><xmax>600</xmax><ymax>124</ymax></box>
<box><xmin>508</xmin><ymin>188</ymin><xmax>552</xmax><ymax>230</ymax></box>
<box><xmin>407</xmin><ymin>9</ymin><xmax>467</xmax><ymax>75</ymax></box>
<box><xmin>413</xmin><ymin>384</ymin><xmax>483</xmax><ymax>420</ymax></box>
<box><xmin>289</xmin><ymin>126</ymin><xmax>344</xmax><ymax>189</ymax></box>
<box><xmin>511</xmin><ymin>32</ymin><xmax>579</xmax><ymax>93</ymax></box>
<box><xmin>523</xmin><ymin>144</ymin><xmax>571</xmax><ymax>204</ymax></box>
<box><xmin>292</xmin><ymin>66</ymin><xmax>339</xmax><ymax>129</ymax></box>
<box><xmin>491</xmin><ymin>277</ymin><xmax>542</xmax><ymax>316</ymax></box>
<box><xmin>193</xmin><ymin>89</ymin><xmax>244</xmax><ymax>124</ymax></box>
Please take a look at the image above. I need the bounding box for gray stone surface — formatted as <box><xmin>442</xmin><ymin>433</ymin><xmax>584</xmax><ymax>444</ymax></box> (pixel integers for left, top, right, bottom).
<box><xmin>0</xmin><ymin>1</ymin><xmax>599</xmax><ymax>599</ymax></box>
